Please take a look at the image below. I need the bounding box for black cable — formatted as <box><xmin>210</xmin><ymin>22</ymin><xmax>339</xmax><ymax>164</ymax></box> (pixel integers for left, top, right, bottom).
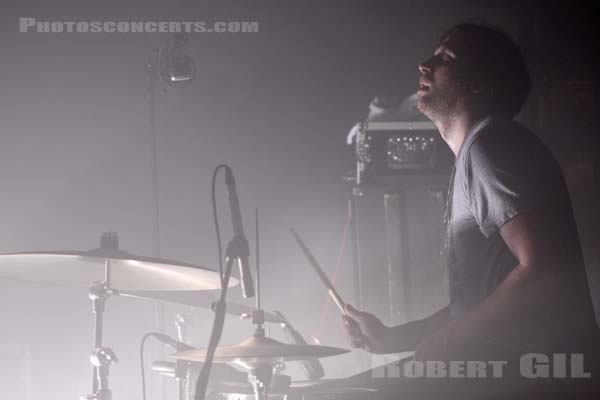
<box><xmin>194</xmin><ymin>164</ymin><xmax>236</xmax><ymax>400</ymax></box>
<box><xmin>193</xmin><ymin>262</ymin><xmax>234</xmax><ymax>400</ymax></box>
<box><xmin>140</xmin><ymin>332</ymin><xmax>194</xmax><ymax>400</ymax></box>
<box><xmin>140</xmin><ymin>165</ymin><xmax>231</xmax><ymax>400</ymax></box>
<box><xmin>140</xmin><ymin>332</ymin><xmax>155</xmax><ymax>400</ymax></box>
<box><xmin>211</xmin><ymin>164</ymin><xmax>228</xmax><ymax>283</ymax></box>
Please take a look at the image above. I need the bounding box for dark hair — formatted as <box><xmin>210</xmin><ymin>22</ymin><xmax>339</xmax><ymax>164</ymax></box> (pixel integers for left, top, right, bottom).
<box><xmin>439</xmin><ymin>21</ymin><xmax>531</xmax><ymax>118</ymax></box>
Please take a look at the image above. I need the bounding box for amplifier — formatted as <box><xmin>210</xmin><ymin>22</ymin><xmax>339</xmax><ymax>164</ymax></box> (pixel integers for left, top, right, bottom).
<box><xmin>354</xmin><ymin>121</ymin><xmax>453</xmax><ymax>187</ymax></box>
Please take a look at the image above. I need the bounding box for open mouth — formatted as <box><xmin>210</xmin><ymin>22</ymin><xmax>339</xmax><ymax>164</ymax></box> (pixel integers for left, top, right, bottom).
<box><xmin>418</xmin><ymin>79</ymin><xmax>431</xmax><ymax>92</ymax></box>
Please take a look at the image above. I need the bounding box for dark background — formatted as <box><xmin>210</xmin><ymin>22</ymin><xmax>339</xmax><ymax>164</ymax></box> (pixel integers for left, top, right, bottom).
<box><xmin>0</xmin><ymin>1</ymin><xmax>598</xmax><ymax>399</ymax></box>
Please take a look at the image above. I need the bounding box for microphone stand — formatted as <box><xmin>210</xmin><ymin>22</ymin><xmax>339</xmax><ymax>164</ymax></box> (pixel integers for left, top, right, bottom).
<box><xmin>193</xmin><ymin>256</ymin><xmax>235</xmax><ymax>400</ymax></box>
<box><xmin>199</xmin><ymin>208</ymin><xmax>272</xmax><ymax>400</ymax></box>
<box><xmin>145</xmin><ymin>35</ymin><xmax>194</xmax><ymax>399</ymax></box>
<box><xmin>144</xmin><ymin>46</ymin><xmax>168</xmax><ymax>400</ymax></box>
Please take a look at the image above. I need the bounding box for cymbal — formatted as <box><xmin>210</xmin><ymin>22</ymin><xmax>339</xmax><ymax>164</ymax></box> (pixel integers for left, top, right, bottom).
<box><xmin>151</xmin><ymin>360</ymin><xmax>247</xmax><ymax>383</ymax></box>
<box><xmin>119</xmin><ymin>290</ymin><xmax>284</xmax><ymax>324</ymax></box>
<box><xmin>0</xmin><ymin>248</ymin><xmax>230</xmax><ymax>291</ymax></box>
<box><xmin>172</xmin><ymin>335</ymin><xmax>348</xmax><ymax>363</ymax></box>
<box><xmin>287</xmin><ymin>379</ymin><xmax>377</xmax><ymax>399</ymax></box>
<box><xmin>289</xmin><ymin>379</ymin><xmax>377</xmax><ymax>394</ymax></box>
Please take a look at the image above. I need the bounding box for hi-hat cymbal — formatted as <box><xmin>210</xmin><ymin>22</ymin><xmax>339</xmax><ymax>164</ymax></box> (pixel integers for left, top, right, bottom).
<box><xmin>172</xmin><ymin>335</ymin><xmax>348</xmax><ymax>364</ymax></box>
<box><xmin>288</xmin><ymin>379</ymin><xmax>377</xmax><ymax>395</ymax></box>
<box><xmin>0</xmin><ymin>246</ymin><xmax>230</xmax><ymax>291</ymax></box>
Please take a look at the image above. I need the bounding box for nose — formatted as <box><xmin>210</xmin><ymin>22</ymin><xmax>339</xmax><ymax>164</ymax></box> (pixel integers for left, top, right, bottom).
<box><xmin>418</xmin><ymin>54</ymin><xmax>437</xmax><ymax>75</ymax></box>
<box><xmin>418</xmin><ymin>59</ymin><xmax>432</xmax><ymax>75</ymax></box>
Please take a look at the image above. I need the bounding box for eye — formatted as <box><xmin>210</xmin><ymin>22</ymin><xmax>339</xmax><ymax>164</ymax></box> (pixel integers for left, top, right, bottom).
<box><xmin>431</xmin><ymin>52</ymin><xmax>453</xmax><ymax>65</ymax></box>
<box><xmin>441</xmin><ymin>53</ymin><xmax>454</xmax><ymax>63</ymax></box>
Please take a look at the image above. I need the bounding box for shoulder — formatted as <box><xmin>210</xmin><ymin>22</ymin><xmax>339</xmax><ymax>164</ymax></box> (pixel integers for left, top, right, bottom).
<box><xmin>465</xmin><ymin>117</ymin><xmax>540</xmax><ymax>171</ymax></box>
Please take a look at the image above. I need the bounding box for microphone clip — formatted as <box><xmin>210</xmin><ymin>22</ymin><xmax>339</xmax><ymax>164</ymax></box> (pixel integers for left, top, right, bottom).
<box><xmin>225</xmin><ymin>234</ymin><xmax>254</xmax><ymax>298</ymax></box>
<box><xmin>225</xmin><ymin>235</ymin><xmax>250</xmax><ymax>262</ymax></box>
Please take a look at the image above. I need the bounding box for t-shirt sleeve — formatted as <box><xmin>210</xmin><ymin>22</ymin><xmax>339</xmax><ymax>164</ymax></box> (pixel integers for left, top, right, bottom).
<box><xmin>466</xmin><ymin>136</ymin><xmax>542</xmax><ymax>238</ymax></box>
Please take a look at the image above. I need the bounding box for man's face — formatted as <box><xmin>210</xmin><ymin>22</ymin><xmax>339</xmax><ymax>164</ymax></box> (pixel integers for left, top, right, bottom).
<box><xmin>416</xmin><ymin>35</ymin><xmax>469</xmax><ymax>121</ymax></box>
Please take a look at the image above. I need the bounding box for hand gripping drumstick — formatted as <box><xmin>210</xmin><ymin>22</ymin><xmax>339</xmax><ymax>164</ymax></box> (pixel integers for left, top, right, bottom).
<box><xmin>290</xmin><ymin>227</ymin><xmax>347</xmax><ymax>316</ymax></box>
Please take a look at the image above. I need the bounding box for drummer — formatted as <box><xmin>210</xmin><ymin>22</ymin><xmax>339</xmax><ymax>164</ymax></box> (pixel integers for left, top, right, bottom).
<box><xmin>342</xmin><ymin>21</ymin><xmax>600</xmax><ymax>398</ymax></box>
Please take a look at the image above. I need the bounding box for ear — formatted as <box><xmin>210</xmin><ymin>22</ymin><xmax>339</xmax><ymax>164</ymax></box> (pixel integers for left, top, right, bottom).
<box><xmin>470</xmin><ymin>83</ymin><xmax>487</xmax><ymax>95</ymax></box>
<box><xmin>463</xmin><ymin>74</ymin><xmax>490</xmax><ymax>95</ymax></box>
<box><xmin>459</xmin><ymin>78</ymin><xmax>485</xmax><ymax>95</ymax></box>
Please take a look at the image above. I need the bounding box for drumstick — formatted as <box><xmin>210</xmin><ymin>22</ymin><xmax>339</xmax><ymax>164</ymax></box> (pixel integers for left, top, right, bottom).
<box><xmin>290</xmin><ymin>227</ymin><xmax>347</xmax><ymax>316</ymax></box>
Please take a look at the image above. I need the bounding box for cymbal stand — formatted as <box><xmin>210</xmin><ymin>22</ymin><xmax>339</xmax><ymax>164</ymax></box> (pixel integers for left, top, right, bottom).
<box><xmin>252</xmin><ymin>208</ymin><xmax>265</xmax><ymax>338</ymax></box>
<box><xmin>244</xmin><ymin>312</ymin><xmax>273</xmax><ymax>400</ymax></box>
<box><xmin>174</xmin><ymin>314</ymin><xmax>194</xmax><ymax>400</ymax></box>
<box><xmin>81</xmin><ymin>258</ymin><xmax>118</xmax><ymax>400</ymax></box>
<box><xmin>245</xmin><ymin>208</ymin><xmax>277</xmax><ymax>400</ymax></box>
<box><xmin>247</xmin><ymin>362</ymin><xmax>273</xmax><ymax>400</ymax></box>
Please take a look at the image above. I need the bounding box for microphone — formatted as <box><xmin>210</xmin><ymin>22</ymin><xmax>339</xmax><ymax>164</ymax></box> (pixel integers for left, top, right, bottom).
<box><xmin>158</xmin><ymin>33</ymin><xmax>195</xmax><ymax>88</ymax></box>
<box><xmin>150</xmin><ymin>332</ymin><xmax>195</xmax><ymax>352</ymax></box>
<box><xmin>225</xmin><ymin>168</ymin><xmax>255</xmax><ymax>298</ymax></box>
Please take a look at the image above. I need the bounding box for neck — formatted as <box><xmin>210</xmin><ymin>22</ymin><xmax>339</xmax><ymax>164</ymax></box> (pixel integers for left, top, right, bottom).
<box><xmin>434</xmin><ymin>108</ymin><xmax>486</xmax><ymax>157</ymax></box>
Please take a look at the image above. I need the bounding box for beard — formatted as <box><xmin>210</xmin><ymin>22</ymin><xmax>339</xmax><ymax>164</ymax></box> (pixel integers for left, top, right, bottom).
<box><xmin>416</xmin><ymin>80</ymin><xmax>462</xmax><ymax>122</ymax></box>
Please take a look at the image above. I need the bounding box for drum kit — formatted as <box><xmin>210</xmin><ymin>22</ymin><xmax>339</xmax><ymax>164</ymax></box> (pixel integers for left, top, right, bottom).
<box><xmin>0</xmin><ymin>232</ymin><xmax>373</xmax><ymax>400</ymax></box>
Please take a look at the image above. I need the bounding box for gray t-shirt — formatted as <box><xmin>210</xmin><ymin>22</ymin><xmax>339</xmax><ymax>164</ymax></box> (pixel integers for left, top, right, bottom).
<box><xmin>445</xmin><ymin>116</ymin><xmax>598</xmax><ymax>350</ymax></box>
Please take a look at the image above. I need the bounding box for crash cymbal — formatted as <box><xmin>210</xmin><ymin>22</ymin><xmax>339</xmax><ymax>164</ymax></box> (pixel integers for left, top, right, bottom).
<box><xmin>119</xmin><ymin>290</ymin><xmax>284</xmax><ymax>324</ymax></box>
<box><xmin>0</xmin><ymin>234</ymin><xmax>231</xmax><ymax>291</ymax></box>
<box><xmin>172</xmin><ymin>335</ymin><xmax>348</xmax><ymax>364</ymax></box>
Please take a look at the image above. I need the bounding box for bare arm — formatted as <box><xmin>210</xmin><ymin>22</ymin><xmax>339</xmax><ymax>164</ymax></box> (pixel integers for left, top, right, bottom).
<box><xmin>387</xmin><ymin>306</ymin><xmax>449</xmax><ymax>351</ymax></box>
<box><xmin>344</xmin><ymin>305</ymin><xmax>449</xmax><ymax>354</ymax></box>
